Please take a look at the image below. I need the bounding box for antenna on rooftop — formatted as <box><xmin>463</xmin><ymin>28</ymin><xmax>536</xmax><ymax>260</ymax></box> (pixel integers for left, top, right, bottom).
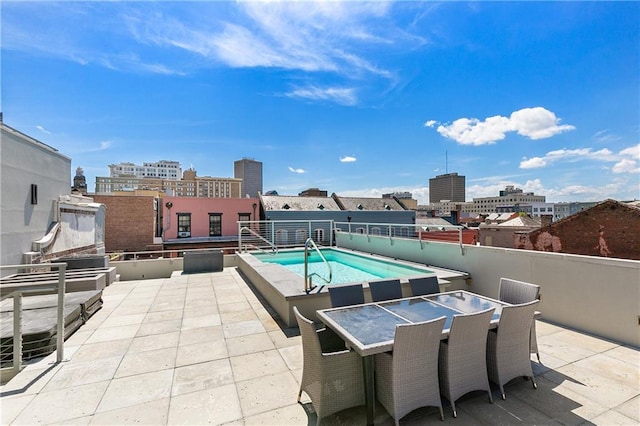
<box><xmin>445</xmin><ymin>150</ymin><xmax>448</xmax><ymax>174</ymax></box>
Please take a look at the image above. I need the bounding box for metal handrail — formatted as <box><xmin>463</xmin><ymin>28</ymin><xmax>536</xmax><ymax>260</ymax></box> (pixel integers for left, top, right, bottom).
<box><xmin>0</xmin><ymin>263</ymin><xmax>66</xmax><ymax>382</ymax></box>
<box><xmin>239</xmin><ymin>226</ymin><xmax>278</xmax><ymax>254</ymax></box>
<box><xmin>333</xmin><ymin>221</ymin><xmax>466</xmax><ymax>254</ymax></box>
<box><xmin>304</xmin><ymin>238</ymin><xmax>332</xmax><ymax>293</ymax></box>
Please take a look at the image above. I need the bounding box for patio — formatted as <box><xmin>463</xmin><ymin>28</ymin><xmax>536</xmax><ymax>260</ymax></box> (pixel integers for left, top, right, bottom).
<box><xmin>1</xmin><ymin>268</ymin><xmax>638</xmax><ymax>425</ymax></box>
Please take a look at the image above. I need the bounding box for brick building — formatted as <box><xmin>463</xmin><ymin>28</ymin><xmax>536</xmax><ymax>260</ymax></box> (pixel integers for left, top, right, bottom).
<box><xmin>92</xmin><ymin>195</ymin><xmax>160</xmax><ymax>253</ymax></box>
<box><xmin>518</xmin><ymin>199</ymin><xmax>640</xmax><ymax>260</ymax></box>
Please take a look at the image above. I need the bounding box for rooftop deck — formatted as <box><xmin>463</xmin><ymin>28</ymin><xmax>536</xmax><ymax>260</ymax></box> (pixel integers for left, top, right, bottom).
<box><xmin>1</xmin><ymin>268</ymin><xmax>638</xmax><ymax>425</ymax></box>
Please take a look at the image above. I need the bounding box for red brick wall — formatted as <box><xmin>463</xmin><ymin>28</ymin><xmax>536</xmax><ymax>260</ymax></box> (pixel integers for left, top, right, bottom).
<box><xmin>93</xmin><ymin>195</ymin><xmax>157</xmax><ymax>252</ymax></box>
<box><xmin>525</xmin><ymin>201</ymin><xmax>640</xmax><ymax>260</ymax></box>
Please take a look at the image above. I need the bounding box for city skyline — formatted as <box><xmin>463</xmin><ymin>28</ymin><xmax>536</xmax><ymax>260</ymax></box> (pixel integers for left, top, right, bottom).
<box><xmin>2</xmin><ymin>1</ymin><xmax>639</xmax><ymax>205</ymax></box>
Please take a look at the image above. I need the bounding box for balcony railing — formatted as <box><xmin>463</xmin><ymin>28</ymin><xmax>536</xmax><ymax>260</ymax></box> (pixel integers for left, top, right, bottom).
<box><xmin>0</xmin><ymin>263</ymin><xmax>66</xmax><ymax>384</ymax></box>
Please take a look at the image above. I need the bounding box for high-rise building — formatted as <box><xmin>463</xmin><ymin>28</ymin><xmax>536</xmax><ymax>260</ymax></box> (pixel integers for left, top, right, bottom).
<box><xmin>95</xmin><ymin>168</ymin><xmax>242</xmax><ymax>198</ymax></box>
<box><xmin>429</xmin><ymin>172</ymin><xmax>465</xmax><ymax>203</ymax></box>
<box><xmin>234</xmin><ymin>158</ymin><xmax>263</xmax><ymax>198</ymax></box>
<box><xmin>109</xmin><ymin>160</ymin><xmax>181</xmax><ymax>180</ymax></box>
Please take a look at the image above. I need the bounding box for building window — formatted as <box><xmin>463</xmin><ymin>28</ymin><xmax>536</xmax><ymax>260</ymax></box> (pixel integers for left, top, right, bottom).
<box><xmin>30</xmin><ymin>184</ymin><xmax>38</xmax><ymax>205</ymax></box>
<box><xmin>276</xmin><ymin>229</ymin><xmax>288</xmax><ymax>244</ymax></box>
<box><xmin>177</xmin><ymin>213</ymin><xmax>191</xmax><ymax>238</ymax></box>
<box><xmin>209</xmin><ymin>213</ymin><xmax>222</xmax><ymax>236</ymax></box>
<box><xmin>238</xmin><ymin>213</ymin><xmax>251</xmax><ymax>225</ymax></box>
<box><xmin>295</xmin><ymin>229</ymin><xmax>307</xmax><ymax>243</ymax></box>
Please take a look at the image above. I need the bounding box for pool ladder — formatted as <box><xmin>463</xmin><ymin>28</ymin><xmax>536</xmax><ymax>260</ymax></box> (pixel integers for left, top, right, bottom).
<box><xmin>304</xmin><ymin>238</ymin><xmax>332</xmax><ymax>293</ymax></box>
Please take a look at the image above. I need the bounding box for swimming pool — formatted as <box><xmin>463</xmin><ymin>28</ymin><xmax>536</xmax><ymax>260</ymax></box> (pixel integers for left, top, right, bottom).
<box><xmin>236</xmin><ymin>247</ymin><xmax>469</xmax><ymax>327</ymax></box>
<box><xmin>253</xmin><ymin>248</ymin><xmax>435</xmax><ymax>284</ymax></box>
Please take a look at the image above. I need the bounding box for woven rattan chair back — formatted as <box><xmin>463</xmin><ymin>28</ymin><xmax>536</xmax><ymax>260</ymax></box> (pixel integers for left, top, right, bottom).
<box><xmin>293</xmin><ymin>306</ymin><xmax>365</xmax><ymax>425</ymax></box>
<box><xmin>375</xmin><ymin>317</ymin><xmax>446</xmax><ymax>424</ymax></box>
<box><xmin>499</xmin><ymin>278</ymin><xmax>541</xmax><ymax>361</ymax></box>
<box><xmin>439</xmin><ymin>308</ymin><xmax>495</xmax><ymax>417</ymax></box>
<box><xmin>487</xmin><ymin>300</ymin><xmax>539</xmax><ymax>399</ymax></box>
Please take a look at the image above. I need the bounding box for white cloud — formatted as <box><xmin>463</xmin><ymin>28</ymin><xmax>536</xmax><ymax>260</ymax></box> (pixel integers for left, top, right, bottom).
<box><xmin>592</xmin><ymin>129</ymin><xmax>622</xmax><ymax>144</ymax></box>
<box><xmin>285</xmin><ymin>86</ymin><xmax>357</xmax><ymax>106</ymax></box>
<box><xmin>288</xmin><ymin>166</ymin><xmax>305</xmax><ymax>174</ymax></box>
<box><xmin>619</xmin><ymin>145</ymin><xmax>640</xmax><ymax>160</ymax></box>
<box><xmin>509</xmin><ymin>107</ymin><xmax>575</xmax><ymax>139</ymax></box>
<box><xmin>612</xmin><ymin>159</ymin><xmax>639</xmax><ymax>174</ymax></box>
<box><xmin>340</xmin><ymin>156</ymin><xmax>357</xmax><ymax>163</ymax></box>
<box><xmin>36</xmin><ymin>125</ymin><xmax>51</xmax><ymax>134</ymax></box>
<box><xmin>433</xmin><ymin>107</ymin><xmax>575</xmax><ymax>145</ymax></box>
<box><xmin>520</xmin><ymin>145</ymin><xmax>639</xmax><ymax>174</ymax></box>
<box><xmin>519</xmin><ymin>157</ymin><xmax>548</xmax><ymax>169</ymax></box>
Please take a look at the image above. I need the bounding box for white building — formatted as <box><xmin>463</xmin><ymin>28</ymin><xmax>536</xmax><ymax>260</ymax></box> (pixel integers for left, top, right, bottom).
<box><xmin>1</xmin><ymin>120</ymin><xmax>105</xmax><ymax>266</ymax></box>
<box><xmin>109</xmin><ymin>160</ymin><xmax>181</xmax><ymax>180</ymax></box>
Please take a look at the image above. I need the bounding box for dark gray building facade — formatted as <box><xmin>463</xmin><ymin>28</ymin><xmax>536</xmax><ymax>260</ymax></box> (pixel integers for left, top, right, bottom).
<box><xmin>234</xmin><ymin>158</ymin><xmax>263</xmax><ymax>198</ymax></box>
<box><xmin>429</xmin><ymin>172</ymin><xmax>466</xmax><ymax>203</ymax></box>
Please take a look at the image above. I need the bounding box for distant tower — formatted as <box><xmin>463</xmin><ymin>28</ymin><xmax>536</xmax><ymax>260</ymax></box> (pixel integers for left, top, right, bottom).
<box><xmin>72</xmin><ymin>166</ymin><xmax>88</xmax><ymax>195</ymax></box>
<box><xmin>234</xmin><ymin>158</ymin><xmax>263</xmax><ymax>198</ymax></box>
<box><xmin>429</xmin><ymin>172</ymin><xmax>465</xmax><ymax>203</ymax></box>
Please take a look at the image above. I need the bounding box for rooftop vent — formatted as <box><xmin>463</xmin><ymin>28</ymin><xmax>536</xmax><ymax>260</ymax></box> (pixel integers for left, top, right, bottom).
<box><xmin>282</xmin><ymin>203</ymin><xmax>290</xmax><ymax>210</ymax></box>
<box><xmin>317</xmin><ymin>203</ymin><xmax>324</xmax><ymax>210</ymax></box>
<box><xmin>357</xmin><ymin>204</ymin><xmax>363</xmax><ymax>210</ymax></box>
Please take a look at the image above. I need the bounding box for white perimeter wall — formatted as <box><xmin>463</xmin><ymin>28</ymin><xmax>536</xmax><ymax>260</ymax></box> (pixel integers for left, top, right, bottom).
<box><xmin>336</xmin><ymin>231</ymin><xmax>640</xmax><ymax>347</ymax></box>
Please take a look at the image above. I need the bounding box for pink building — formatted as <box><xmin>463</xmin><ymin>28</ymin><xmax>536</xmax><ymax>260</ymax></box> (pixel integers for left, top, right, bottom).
<box><xmin>162</xmin><ymin>196</ymin><xmax>259</xmax><ymax>240</ymax></box>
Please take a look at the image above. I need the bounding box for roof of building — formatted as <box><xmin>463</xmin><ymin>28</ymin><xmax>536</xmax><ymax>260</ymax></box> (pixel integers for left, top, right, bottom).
<box><xmin>259</xmin><ymin>195</ymin><xmax>341</xmax><ymax>211</ymax></box>
<box><xmin>498</xmin><ymin>215</ymin><xmax>542</xmax><ymax>227</ymax></box>
<box><xmin>335</xmin><ymin>196</ymin><xmax>406</xmax><ymax>211</ymax></box>
<box><xmin>415</xmin><ymin>217</ymin><xmax>453</xmax><ymax>227</ymax></box>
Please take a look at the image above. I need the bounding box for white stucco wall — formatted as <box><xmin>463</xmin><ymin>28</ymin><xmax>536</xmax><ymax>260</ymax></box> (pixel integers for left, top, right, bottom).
<box><xmin>1</xmin><ymin>125</ymin><xmax>72</xmax><ymax>266</ymax></box>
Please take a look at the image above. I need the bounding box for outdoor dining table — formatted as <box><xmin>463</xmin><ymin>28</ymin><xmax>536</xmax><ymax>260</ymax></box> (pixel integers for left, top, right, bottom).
<box><xmin>316</xmin><ymin>290</ymin><xmax>520</xmax><ymax>426</ymax></box>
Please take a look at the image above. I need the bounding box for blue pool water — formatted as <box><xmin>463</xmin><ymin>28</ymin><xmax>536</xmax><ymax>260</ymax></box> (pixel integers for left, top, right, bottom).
<box><xmin>254</xmin><ymin>249</ymin><xmax>434</xmax><ymax>284</ymax></box>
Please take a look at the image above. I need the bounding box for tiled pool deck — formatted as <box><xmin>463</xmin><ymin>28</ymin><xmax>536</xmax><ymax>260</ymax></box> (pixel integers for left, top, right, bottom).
<box><xmin>1</xmin><ymin>268</ymin><xmax>638</xmax><ymax>425</ymax></box>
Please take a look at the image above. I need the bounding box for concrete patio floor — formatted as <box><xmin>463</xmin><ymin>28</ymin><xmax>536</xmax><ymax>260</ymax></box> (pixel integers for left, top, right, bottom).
<box><xmin>1</xmin><ymin>268</ymin><xmax>638</xmax><ymax>425</ymax></box>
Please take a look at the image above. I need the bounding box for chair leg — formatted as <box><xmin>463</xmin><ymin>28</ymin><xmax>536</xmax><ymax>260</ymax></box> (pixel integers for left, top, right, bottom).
<box><xmin>500</xmin><ymin>384</ymin><xmax>506</xmax><ymax>400</ymax></box>
<box><xmin>297</xmin><ymin>388</ymin><xmax>303</xmax><ymax>403</ymax></box>
<box><xmin>439</xmin><ymin>407</ymin><xmax>445</xmax><ymax>421</ymax></box>
<box><xmin>536</xmin><ymin>351</ymin><xmax>541</xmax><ymax>363</ymax></box>
<box><xmin>451</xmin><ymin>401</ymin><xmax>457</xmax><ymax>418</ymax></box>
<box><xmin>487</xmin><ymin>390</ymin><xmax>494</xmax><ymax>403</ymax></box>
<box><xmin>531</xmin><ymin>375</ymin><xmax>537</xmax><ymax>389</ymax></box>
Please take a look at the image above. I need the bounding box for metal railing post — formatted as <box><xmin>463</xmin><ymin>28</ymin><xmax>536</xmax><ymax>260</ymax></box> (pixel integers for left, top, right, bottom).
<box><xmin>56</xmin><ymin>264</ymin><xmax>66</xmax><ymax>362</ymax></box>
<box><xmin>13</xmin><ymin>293</ymin><xmax>22</xmax><ymax>376</ymax></box>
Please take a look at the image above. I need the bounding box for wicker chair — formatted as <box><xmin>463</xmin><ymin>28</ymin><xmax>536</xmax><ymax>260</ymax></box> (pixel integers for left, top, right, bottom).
<box><xmin>439</xmin><ymin>308</ymin><xmax>495</xmax><ymax>418</ymax></box>
<box><xmin>328</xmin><ymin>283</ymin><xmax>365</xmax><ymax>307</ymax></box>
<box><xmin>376</xmin><ymin>317</ymin><xmax>446</xmax><ymax>425</ymax></box>
<box><xmin>487</xmin><ymin>300</ymin><xmax>539</xmax><ymax>400</ymax></box>
<box><xmin>408</xmin><ymin>276</ymin><xmax>440</xmax><ymax>296</ymax></box>
<box><xmin>293</xmin><ymin>307</ymin><xmax>365</xmax><ymax>425</ymax></box>
<box><xmin>369</xmin><ymin>279</ymin><xmax>403</xmax><ymax>302</ymax></box>
<box><xmin>499</xmin><ymin>278</ymin><xmax>541</xmax><ymax>362</ymax></box>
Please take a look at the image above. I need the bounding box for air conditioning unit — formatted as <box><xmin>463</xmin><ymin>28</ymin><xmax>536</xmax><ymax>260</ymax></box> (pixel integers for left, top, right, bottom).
<box><xmin>178</xmin><ymin>232</ymin><xmax>190</xmax><ymax>238</ymax></box>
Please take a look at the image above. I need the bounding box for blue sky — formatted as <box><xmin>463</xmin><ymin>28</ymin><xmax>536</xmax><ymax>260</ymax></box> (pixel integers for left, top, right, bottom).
<box><xmin>2</xmin><ymin>1</ymin><xmax>639</xmax><ymax>204</ymax></box>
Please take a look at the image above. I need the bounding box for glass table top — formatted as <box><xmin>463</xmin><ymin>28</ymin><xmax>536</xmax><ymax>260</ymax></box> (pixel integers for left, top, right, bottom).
<box><xmin>428</xmin><ymin>291</ymin><xmax>504</xmax><ymax>320</ymax></box>
<box><xmin>321</xmin><ymin>304</ymin><xmax>409</xmax><ymax>346</ymax></box>
<box><xmin>379</xmin><ymin>298</ymin><xmax>460</xmax><ymax>330</ymax></box>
